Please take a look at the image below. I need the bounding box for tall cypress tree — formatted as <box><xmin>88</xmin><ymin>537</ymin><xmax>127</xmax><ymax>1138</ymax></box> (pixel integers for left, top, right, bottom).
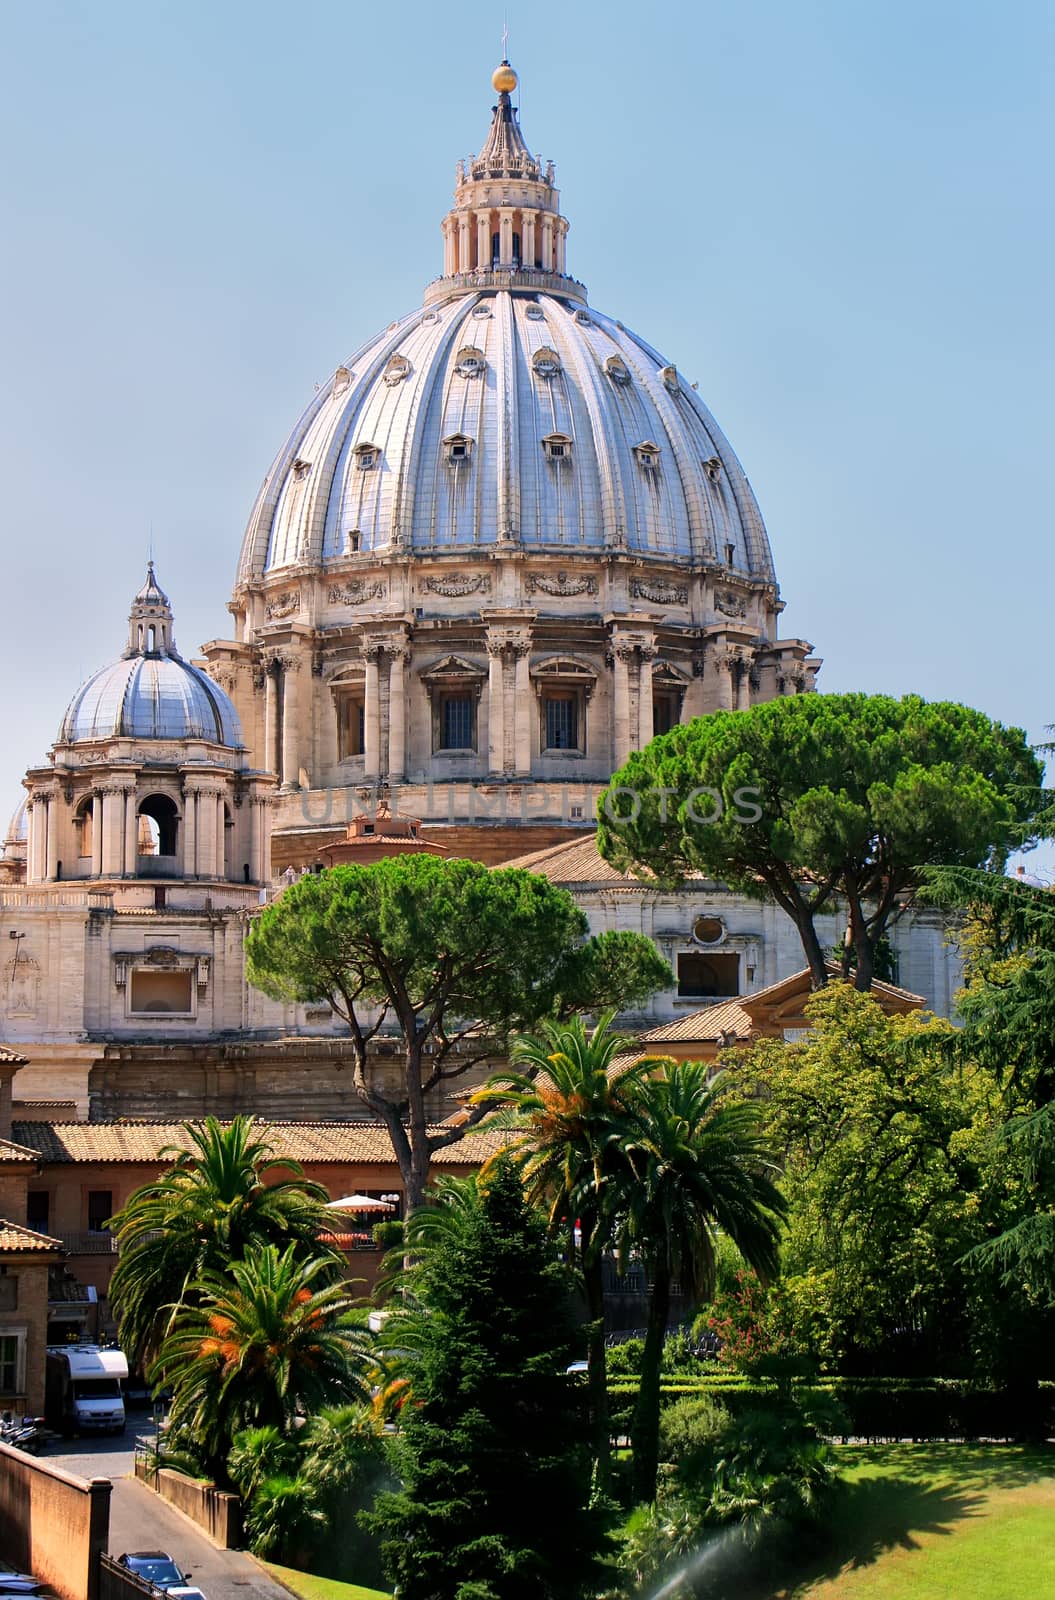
<box><xmin>370</xmin><ymin>1158</ymin><xmax>607</xmax><ymax>1600</ymax></box>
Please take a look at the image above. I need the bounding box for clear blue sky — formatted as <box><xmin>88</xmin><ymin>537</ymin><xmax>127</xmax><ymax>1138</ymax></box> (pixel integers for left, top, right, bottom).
<box><xmin>1</xmin><ymin>0</ymin><xmax>1052</xmax><ymax>859</ymax></box>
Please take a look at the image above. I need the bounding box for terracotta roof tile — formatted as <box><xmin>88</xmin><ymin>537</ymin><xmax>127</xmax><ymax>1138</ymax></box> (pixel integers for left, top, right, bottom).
<box><xmin>639</xmin><ymin>998</ymin><xmax>752</xmax><ymax>1045</ymax></box>
<box><xmin>0</xmin><ymin>1136</ymin><xmax>43</xmax><ymax>1164</ymax></box>
<box><xmin>502</xmin><ymin>832</ymin><xmax>707</xmax><ymax>889</ymax></box>
<box><xmin>12</xmin><ymin>1120</ymin><xmax>506</xmax><ymax>1168</ymax></box>
<box><xmin>0</xmin><ymin>1220</ymin><xmax>62</xmax><ymax>1253</ymax></box>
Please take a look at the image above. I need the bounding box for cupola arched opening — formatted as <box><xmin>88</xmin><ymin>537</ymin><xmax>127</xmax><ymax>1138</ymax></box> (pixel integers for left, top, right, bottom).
<box><xmin>138</xmin><ymin>794</ymin><xmax>179</xmax><ymax>859</ymax></box>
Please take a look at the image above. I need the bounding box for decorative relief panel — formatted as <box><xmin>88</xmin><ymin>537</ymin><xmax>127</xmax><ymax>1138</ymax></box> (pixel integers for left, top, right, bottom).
<box><xmin>383</xmin><ymin>354</ymin><xmax>411</xmax><ymax>386</ymax></box>
<box><xmin>422</xmin><ymin>573</ymin><xmax>492</xmax><ymax>598</ymax></box>
<box><xmin>265</xmin><ymin>592</ymin><xmax>300</xmax><ymax>621</ymax></box>
<box><xmin>528</xmin><ymin>571</ymin><xmax>599</xmax><ymax>598</ymax></box>
<box><xmin>328</xmin><ymin>580</ymin><xmax>386</xmax><ymax>606</ymax></box>
<box><xmin>630</xmin><ymin>578</ymin><xmax>689</xmax><ymax>606</ymax></box>
<box><xmin>714</xmin><ymin>589</ymin><xmax>748</xmax><ymax>619</ymax></box>
<box><xmin>5</xmin><ymin>953</ymin><xmax>40</xmax><ymax>1017</ymax></box>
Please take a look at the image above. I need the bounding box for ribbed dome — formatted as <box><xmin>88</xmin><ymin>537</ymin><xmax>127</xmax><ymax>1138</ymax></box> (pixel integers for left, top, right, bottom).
<box><xmin>237</xmin><ymin>292</ymin><xmax>775</xmax><ymax>583</ymax></box>
<box><xmin>60</xmin><ymin>655</ymin><xmax>243</xmax><ymax>746</ymax></box>
<box><xmin>2</xmin><ymin>798</ymin><xmax>27</xmax><ymax>855</ymax></box>
<box><xmin>59</xmin><ymin>566</ymin><xmax>244</xmax><ymax>748</ymax></box>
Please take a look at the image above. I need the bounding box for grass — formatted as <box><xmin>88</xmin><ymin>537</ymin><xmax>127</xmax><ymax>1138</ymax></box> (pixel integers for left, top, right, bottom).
<box><xmin>262</xmin><ymin>1562</ymin><xmax>389</xmax><ymax>1600</ymax></box>
<box><xmin>782</xmin><ymin>1444</ymin><xmax>1055</xmax><ymax>1599</ymax></box>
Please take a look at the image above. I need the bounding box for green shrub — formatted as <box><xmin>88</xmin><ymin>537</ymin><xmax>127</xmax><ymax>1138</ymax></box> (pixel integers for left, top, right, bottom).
<box><xmin>372</xmin><ymin>1218</ymin><xmax>404</xmax><ymax>1251</ymax></box>
<box><xmin>658</xmin><ymin>1394</ymin><xmax>731</xmax><ymax>1486</ymax></box>
<box><xmin>605</xmin><ymin>1337</ymin><xmax>644</xmax><ymax>1378</ymax></box>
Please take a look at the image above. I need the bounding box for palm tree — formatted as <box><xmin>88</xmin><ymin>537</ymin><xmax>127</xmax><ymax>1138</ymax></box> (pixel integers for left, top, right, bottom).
<box><xmin>151</xmin><ymin>1243</ymin><xmax>375</xmax><ymax>1483</ymax></box>
<box><xmin>109</xmin><ymin>1116</ymin><xmax>341</xmax><ymax>1367</ymax></box>
<box><xmin>473</xmin><ymin>1011</ymin><xmax>663</xmax><ymax>1478</ymax></box>
<box><xmin>618</xmin><ymin>1063</ymin><xmax>787</xmax><ymax>1502</ymax></box>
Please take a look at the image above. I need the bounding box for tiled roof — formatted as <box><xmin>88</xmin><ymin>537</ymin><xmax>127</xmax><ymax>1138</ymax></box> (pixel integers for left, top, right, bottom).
<box><xmin>0</xmin><ymin>1136</ymin><xmax>43</xmax><ymax>1164</ymax></box>
<box><xmin>502</xmin><ymin>833</ymin><xmax>708</xmax><ymax>889</ymax></box>
<box><xmin>12</xmin><ymin>1120</ymin><xmax>507</xmax><ymax>1168</ymax></box>
<box><xmin>639</xmin><ymin>997</ymin><xmax>752</xmax><ymax>1045</ymax></box>
<box><xmin>0</xmin><ymin>1220</ymin><xmax>62</xmax><ymax>1253</ymax></box>
<box><xmin>0</xmin><ymin>1045</ymin><xmax>28</xmax><ymax>1065</ymax></box>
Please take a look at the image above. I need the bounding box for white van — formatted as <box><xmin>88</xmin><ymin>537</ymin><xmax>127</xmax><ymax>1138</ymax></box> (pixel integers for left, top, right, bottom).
<box><xmin>45</xmin><ymin>1345</ymin><xmax>128</xmax><ymax>1435</ymax></box>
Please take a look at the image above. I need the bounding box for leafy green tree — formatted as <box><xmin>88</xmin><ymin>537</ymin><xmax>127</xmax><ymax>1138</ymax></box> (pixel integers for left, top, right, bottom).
<box><xmin>368</xmin><ymin>1157</ymin><xmax>608</xmax><ymax>1600</ymax></box>
<box><xmin>108</xmin><ymin>1116</ymin><xmax>340</xmax><ymax>1367</ymax></box>
<box><xmin>598</xmin><ymin>693</ymin><xmax>1042</xmax><ymax>989</ymax></box>
<box><xmin>472</xmin><ymin>1013</ymin><xmax>660</xmax><ymax>1481</ymax></box>
<box><xmin>734</xmin><ymin>984</ymin><xmax>996</xmax><ymax>1370</ymax></box>
<box><xmin>919</xmin><ymin>866</ymin><xmax>1055</xmax><ymax>1361</ymax></box>
<box><xmin>246</xmin><ymin>855</ymin><xmax>670</xmax><ymax>1207</ymax></box>
<box><xmin>618</xmin><ymin>1063</ymin><xmax>787</xmax><ymax>1501</ymax></box>
<box><xmin>151</xmin><ymin>1243</ymin><xmax>373</xmax><ymax>1483</ymax></box>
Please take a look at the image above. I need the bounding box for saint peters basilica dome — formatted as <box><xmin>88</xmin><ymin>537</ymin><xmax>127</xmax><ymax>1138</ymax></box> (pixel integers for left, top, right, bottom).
<box><xmin>206</xmin><ymin>63</ymin><xmax>819</xmax><ymax>858</ymax></box>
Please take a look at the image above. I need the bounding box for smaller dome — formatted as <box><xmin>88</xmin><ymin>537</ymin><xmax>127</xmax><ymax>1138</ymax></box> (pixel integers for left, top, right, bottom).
<box><xmin>60</xmin><ymin>656</ymin><xmax>243</xmax><ymax>746</ymax></box>
<box><xmin>2</xmin><ymin>798</ymin><xmax>27</xmax><ymax>857</ymax></box>
<box><xmin>58</xmin><ymin>566</ymin><xmax>244</xmax><ymax>748</ymax></box>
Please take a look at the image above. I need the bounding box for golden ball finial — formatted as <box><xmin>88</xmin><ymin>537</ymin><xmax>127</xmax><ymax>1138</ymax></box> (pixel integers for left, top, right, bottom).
<box><xmin>492</xmin><ymin>60</ymin><xmax>518</xmax><ymax>94</ymax></box>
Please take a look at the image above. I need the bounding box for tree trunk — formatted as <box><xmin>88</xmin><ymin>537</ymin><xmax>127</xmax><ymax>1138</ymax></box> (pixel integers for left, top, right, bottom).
<box><xmin>795</xmin><ymin>909</ymin><xmax>830</xmax><ymax>990</ymax></box>
<box><xmin>847</xmin><ymin>891</ymin><xmax>875</xmax><ymax>992</ymax></box>
<box><xmin>631</xmin><ymin>1260</ymin><xmax>670</xmax><ymax>1503</ymax></box>
<box><xmin>582</xmin><ymin>1248</ymin><xmax>611</xmax><ymax>1488</ymax></box>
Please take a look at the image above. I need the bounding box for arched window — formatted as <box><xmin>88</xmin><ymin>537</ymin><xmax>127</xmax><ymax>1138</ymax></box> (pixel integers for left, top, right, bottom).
<box><xmin>74</xmin><ymin>799</ymin><xmax>93</xmax><ymax>859</ymax></box>
<box><xmin>138</xmin><ymin>794</ymin><xmax>179</xmax><ymax>860</ymax></box>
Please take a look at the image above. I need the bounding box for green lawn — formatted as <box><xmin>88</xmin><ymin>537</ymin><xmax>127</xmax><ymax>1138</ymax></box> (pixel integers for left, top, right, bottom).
<box><xmin>783</xmin><ymin>1444</ymin><xmax>1055</xmax><ymax>1599</ymax></box>
<box><xmin>262</xmin><ymin>1562</ymin><xmax>389</xmax><ymax>1600</ymax></box>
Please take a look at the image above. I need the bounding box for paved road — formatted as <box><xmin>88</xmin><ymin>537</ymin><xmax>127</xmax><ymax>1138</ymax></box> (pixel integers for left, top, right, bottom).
<box><xmin>42</xmin><ymin>1424</ymin><xmax>294</xmax><ymax>1600</ymax></box>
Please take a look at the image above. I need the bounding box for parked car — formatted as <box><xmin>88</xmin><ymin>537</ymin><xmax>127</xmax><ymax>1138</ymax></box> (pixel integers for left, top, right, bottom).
<box><xmin>0</xmin><ymin>1576</ymin><xmax>61</xmax><ymax>1597</ymax></box>
<box><xmin>115</xmin><ymin>1553</ymin><xmax>191</xmax><ymax>1590</ymax></box>
<box><xmin>167</xmin><ymin>1590</ymin><xmax>208</xmax><ymax>1600</ymax></box>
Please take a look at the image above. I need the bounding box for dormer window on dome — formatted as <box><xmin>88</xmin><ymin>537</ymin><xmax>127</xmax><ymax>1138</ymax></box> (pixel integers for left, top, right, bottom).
<box><xmin>455</xmin><ymin>346</ymin><xmax>486</xmax><ymax>378</ymax></box>
<box><xmin>443</xmin><ymin>434</ymin><xmax>474</xmax><ymax>465</ymax></box>
<box><xmin>634</xmin><ymin>441</ymin><xmax>661</xmax><ymax>472</ymax></box>
<box><xmin>542</xmin><ymin>432</ymin><xmax>572</xmax><ymax>463</ymax></box>
<box><xmin>532</xmin><ymin>347</ymin><xmax>561</xmax><ymax>378</ymax></box>
<box><xmin>354</xmin><ymin>443</ymin><xmax>379</xmax><ymax>471</ymax></box>
<box><xmin>383</xmin><ymin>354</ymin><xmax>411</xmax><ymax>386</ymax></box>
<box><xmin>605</xmin><ymin>355</ymin><xmax>631</xmax><ymax>385</ymax></box>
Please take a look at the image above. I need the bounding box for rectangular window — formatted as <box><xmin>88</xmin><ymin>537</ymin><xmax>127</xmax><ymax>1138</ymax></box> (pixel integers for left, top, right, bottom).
<box><xmin>87</xmin><ymin>1190</ymin><xmax>113</xmax><ymax>1233</ymax></box>
<box><xmin>440</xmin><ymin>696</ymin><xmax>474</xmax><ymax>751</ymax></box>
<box><xmin>129</xmin><ymin>969</ymin><xmax>193</xmax><ymax>1014</ymax></box>
<box><xmin>0</xmin><ymin>1277</ymin><xmax>17</xmax><ymax>1313</ymax></box>
<box><xmin>677</xmin><ymin>952</ymin><xmax>740</xmax><ymax>1000</ymax></box>
<box><xmin>544</xmin><ymin>694</ymin><xmax>579</xmax><ymax>751</ymax></box>
<box><xmin>0</xmin><ymin>1333</ymin><xmax>23</xmax><ymax>1394</ymax></box>
<box><xmin>653</xmin><ymin>692</ymin><xmax>680</xmax><ymax>737</ymax></box>
<box><xmin>26</xmin><ymin>1191</ymin><xmax>49</xmax><ymax>1234</ymax></box>
<box><xmin>338</xmin><ymin>694</ymin><xmax>366</xmax><ymax>759</ymax></box>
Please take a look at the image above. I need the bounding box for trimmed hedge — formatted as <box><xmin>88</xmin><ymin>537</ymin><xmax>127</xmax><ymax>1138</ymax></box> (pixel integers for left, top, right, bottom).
<box><xmin>608</xmin><ymin>1378</ymin><xmax>1055</xmax><ymax>1443</ymax></box>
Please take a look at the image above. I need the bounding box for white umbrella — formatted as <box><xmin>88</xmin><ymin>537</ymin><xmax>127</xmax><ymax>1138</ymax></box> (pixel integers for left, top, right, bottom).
<box><xmin>324</xmin><ymin>1193</ymin><xmax>397</xmax><ymax>1214</ymax></box>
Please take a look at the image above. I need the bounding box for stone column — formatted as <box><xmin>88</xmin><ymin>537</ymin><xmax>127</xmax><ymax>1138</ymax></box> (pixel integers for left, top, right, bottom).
<box><xmin>196</xmin><ymin>786</ymin><xmax>216</xmax><ymax>878</ymax></box>
<box><xmin>715</xmin><ymin>653</ymin><xmax>737</xmax><ymax>713</ymax></box>
<box><xmin>499</xmin><ymin>207</ymin><xmax>515</xmax><ymax>266</ymax></box>
<box><xmin>442</xmin><ymin>217</ymin><xmax>454</xmax><ymax>276</ymax></box>
<box><xmin>476</xmin><ymin>209</ymin><xmax>490</xmax><ymax>268</ymax></box>
<box><xmin>541</xmin><ymin>215</ymin><xmax>554</xmax><ymax>271</ymax></box>
<box><xmin>612</xmin><ymin>644</ymin><xmax>634</xmax><ymax>769</ymax></box>
<box><xmin>263</xmin><ymin>665</ymin><xmax>280</xmax><ymax>780</ymax></box>
<box><xmin>388</xmin><ymin>647</ymin><xmax>407</xmax><ymax>784</ymax></box>
<box><xmin>280</xmin><ymin>658</ymin><xmax>300</xmax><ymax>790</ymax></box>
<box><xmin>91</xmin><ymin>793</ymin><xmax>103</xmax><ymax>876</ymax></box>
<box><xmin>45</xmin><ymin>793</ymin><xmax>60</xmax><ymax>881</ymax></box>
<box><xmin>555</xmin><ymin>221</ymin><xmax>567</xmax><ymax>274</ymax></box>
<box><xmin>219</xmin><ymin>794</ymin><xmax>229</xmax><ymax>878</ymax></box>
<box><xmin>250</xmin><ymin>797</ymin><xmax>267</xmax><ymax>886</ymax></box>
<box><xmin>123</xmin><ymin>789</ymin><xmax>138</xmax><ymax>877</ymax></box>
<box><xmin>486</xmin><ymin>635</ymin><xmax>506</xmax><ymax>776</ymax></box>
<box><xmin>363</xmin><ymin>648</ymin><xmax>381</xmax><ymax>781</ymax></box>
<box><xmin>637</xmin><ymin>645</ymin><xmax>657</xmax><ymax>750</ymax></box>
<box><xmin>100</xmin><ymin>788</ymin><xmax>125</xmax><ymax>876</ymax></box>
<box><xmin>512</xmin><ymin>637</ymin><xmax>532</xmax><ymax>775</ymax></box>
<box><xmin>458</xmin><ymin>214</ymin><xmax>471</xmax><ymax>272</ymax></box>
<box><xmin>737</xmin><ymin>654</ymin><xmax>755</xmax><ymax>711</ymax></box>
<box><xmin>523</xmin><ymin>211</ymin><xmax>537</xmax><ymax>268</ymax></box>
<box><xmin>182</xmin><ymin>787</ymin><xmax>198</xmax><ymax>878</ymax></box>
